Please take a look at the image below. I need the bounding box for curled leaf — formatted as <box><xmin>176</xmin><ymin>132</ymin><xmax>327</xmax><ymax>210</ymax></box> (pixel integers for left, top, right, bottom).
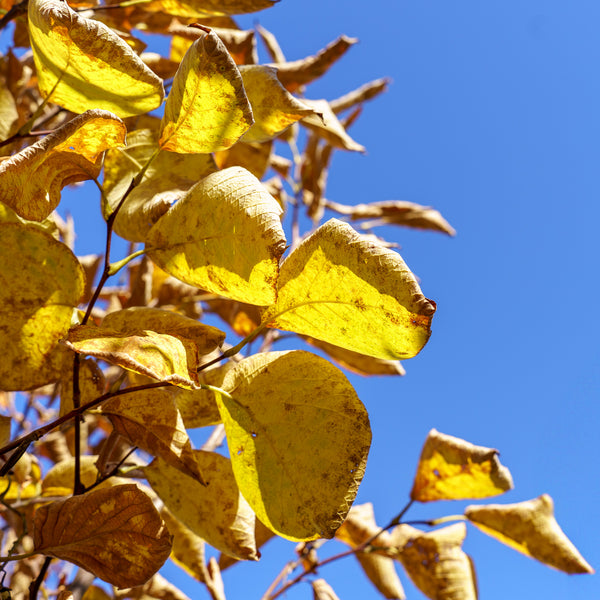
<box><xmin>465</xmin><ymin>495</ymin><xmax>594</xmax><ymax>574</ymax></box>
<box><xmin>28</xmin><ymin>0</ymin><xmax>164</xmax><ymax>116</ymax></box>
<box><xmin>146</xmin><ymin>167</ymin><xmax>287</xmax><ymax>305</ymax></box>
<box><xmin>411</xmin><ymin>429</ymin><xmax>514</xmax><ymax>502</ymax></box>
<box><xmin>218</xmin><ymin>350</ymin><xmax>372</xmax><ymax>541</ymax></box>
<box><xmin>0</xmin><ymin>110</ymin><xmax>126</xmax><ymax>221</ymax></box>
<box><xmin>33</xmin><ymin>484</ymin><xmax>172</xmax><ymax>588</ymax></box>
<box><xmin>161</xmin><ymin>509</ymin><xmax>206</xmax><ymax>582</ymax></box>
<box><xmin>159</xmin><ymin>26</ymin><xmax>253</xmax><ymax>153</ymax></box>
<box><xmin>262</xmin><ymin>219</ymin><xmax>435</xmax><ymax>360</ymax></box>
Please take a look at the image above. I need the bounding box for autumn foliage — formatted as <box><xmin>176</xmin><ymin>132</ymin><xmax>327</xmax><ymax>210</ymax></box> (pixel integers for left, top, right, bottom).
<box><xmin>0</xmin><ymin>0</ymin><xmax>593</xmax><ymax>598</ymax></box>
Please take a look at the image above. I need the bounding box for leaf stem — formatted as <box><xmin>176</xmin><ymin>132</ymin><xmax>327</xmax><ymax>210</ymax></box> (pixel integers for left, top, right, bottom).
<box><xmin>107</xmin><ymin>249</ymin><xmax>146</xmax><ymax>276</ymax></box>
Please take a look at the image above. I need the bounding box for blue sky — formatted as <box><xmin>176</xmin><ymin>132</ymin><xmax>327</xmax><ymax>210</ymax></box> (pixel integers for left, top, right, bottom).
<box><xmin>54</xmin><ymin>1</ymin><xmax>599</xmax><ymax>598</ymax></box>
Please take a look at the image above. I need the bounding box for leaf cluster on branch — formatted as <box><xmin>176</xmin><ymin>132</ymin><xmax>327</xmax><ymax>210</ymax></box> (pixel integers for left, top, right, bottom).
<box><xmin>0</xmin><ymin>0</ymin><xmax>592</xmax><ymax>598</ymax></box>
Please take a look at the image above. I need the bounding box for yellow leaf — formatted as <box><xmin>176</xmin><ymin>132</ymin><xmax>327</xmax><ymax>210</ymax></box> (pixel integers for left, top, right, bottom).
<box><xmin>102</xmin><ymin>129</ymin><xmax>217</xmax><ymax>242</ymax></box>
<box><xmin>238</xmin><ymin>65</ymin><xmax>315</xmax><ymax>143</ymax></box>
<box><xmin>336</xmin><ymin>504</ymin><xmax>405</xmax><ymax>600</ymax></box>
<box><xmin>145</xmin><ymin>452</ymin><xmax>258</xmax><ymax>561</ymax></box>
<box><xmin>58</xmin><ymin>357</ymin><xmax>105</xmax><ymax>416</ymax></box>
<box><xmin>0</xmin><ymin>110</ymin><xmax>126</xmax><ymax>221</ymax></box>
<box><xmin>146</xmin><ymin>167</ymin><xmax>286</xmax><ymax>305</ymax></box>
<box><xmin>305</xmin><ymin>337</ymin><xmax>405</xmax><ymax>377</ymax></box>
<box><xmin>0</xmin><ymin>77</ymin><xmax>18</xmax><ymax>140</ymax></box>
<box><xmin>42</xmin><ymin>455</ymin><xmax>102</xmax><ymax>497</ymax></box>
<box><xmin>161</xmin><ymin>508</ymin><xmax>206</xmax><ymax>582</ymax></box>
<box><xmin>82</xmin><ymin>586</ymin><xmax>111</xmax><ymax>600</ymax></box>
<box><xmin>218</xmin><ymin>518</ymin><xmax>275</xmax><ymax>570</ymax></box>
<box><xmin>261</xmin><ymin>219</ymin><xmax>435</xmax><ymax>360</ymax></box>
<box><xmin>465</xmin><ymin>495</ymin><xmax>594</xmax><ymax>574</ymax></box>
<box><xmin>101</xmin><ymin>388</ymin><xmax>204</xmax><ymax>483</ymax></box>
<box><xmin>0</xmin><ymin>453</ymin><xmax>42</xmax><ymax>501</ymax></box>
<box><xmin>28</xmin><ymin>0</ymin><xmax>164</xmax><ymax>116</ymax></box>
<box><xmin>33</xmin><ymin>484</ymin><xmax>172</xmax><ymax>588</ymax></box>
<box><xmin>214</xmin><ymin>140</ymin><xmax>273</xmax><ymax>180</ymax></box>
<box><xmin>0</xmin><ymin>223</ymin><xmax>84</xmax><ymax>391</ymax></box>
<box><xmin>159</xmin><ymin>26</ymin><xmax>253</xmax><ymax>153</ymax></box>
<box><xmin>410</xmin><ymin>429</ymin><xmax>514</xmax><ymax>502</ymax></box>
<box><xmin>390</xmin><ymin>523</ymin><xmax>478</xmax><ymax>600</ymax></box>
<box><xmin>144</xmin><ymin>0</ymin><xmax>276</xmax><ymax>18</ymax></box>
<box><xmin>116</xmin><ymin>573</ymin><xmax>192</xmax><ymax>600</ymax></box>
<box><xmin>65</xmin><ymin>307</ymin><xmax>225</xmax><ymax>389</ymax></box>
<box><xmin>218</xmin><ymin>350</ymin><xmax>371</xmax><ymax>541</ymax></box>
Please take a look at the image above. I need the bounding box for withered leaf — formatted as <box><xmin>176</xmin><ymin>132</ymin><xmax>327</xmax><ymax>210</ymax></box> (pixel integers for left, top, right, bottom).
<box><xmin>33</xmin><ymin>484</ymin><xmax>172</xmax><ymax>588</ymax></box>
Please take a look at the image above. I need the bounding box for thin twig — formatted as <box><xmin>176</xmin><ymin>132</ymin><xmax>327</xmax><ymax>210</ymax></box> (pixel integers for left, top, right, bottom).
<box><xmin>28</xmin><ymin>556</ymin><xmax>51</xmax><ymax>600</ymax></box>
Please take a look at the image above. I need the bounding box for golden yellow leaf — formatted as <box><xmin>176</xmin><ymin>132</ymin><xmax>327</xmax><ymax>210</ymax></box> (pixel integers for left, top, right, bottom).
<box><xmin>159</xmin><ymin>26</ymin><xmax>253</xmax><ymax>153</ymax></box>
<box><xmin>390</xmin><ymin>523</ymin><xmax>478</xmax><ymax>600</ymax></box>
<box><xmin>0</xmin><ymin>453</ymin><xmax>42</xmax><ymax>501</ymax></box>
<box><xmin>161</xmin><ymin>508</ymin><xmax>206</xmax><ymax>582</ymax></box>
<box><xmin>102</xmin><ymin>129</ymin><xmax>217</xmax><ymax>242</ymax></box>
<box><xmin>305</xmin><ymin>337</ymin><xmax>405</xmax><ymax>377</ymax></box>
<box><xmin>65</xmin><ymin>307</ymin><xmax>225</xmax><ymax>389</ymax></box>
<box><xmin>218</xmin><ymin>350</ymin><xmax>371</xmax><ymax>541</ymax></box>
<box><xmin>326</xmin><ymin>200</ymin><xmax>456</xmax><ymax>236</ymax></box>
<box><xmin>28</xmin><ymin>0</ymin><xmax>164</xmax><ymax>116</ymax></box>
<box><xmin>301</xmin><ymin>99</ymin><xmax>365</xmax><ymax>153</ymax></box>
<box><xmin>214</xmin><ymin>140</ymin><xmax>273</xmax><ymax>180</ymax></box>
<box><xmin>0</xmin><ymin>78</ymin><xmax>18</xmax><ymax>140</ymax></box>
<box><xmin>146</xmin><ymin>167</ymin><xmax>286</xmax><ymax>305</ymax></box>
<box><xmin>33</xmin><ymin>484</ymin><xmax>172</xmax><ymax>588</ymax></box>
<box><xmin>336</xmin><ymin>504</ymin><xmax>405</xmax><ymax>600</ymax></box>
<box><xmin>42</xmin><ymin>455</ymin><xmax>101</xmax><ymax>497</ymax></box>
<box><xmin>0</xmin><ymin>415</ymin><xmax>11</xmax><ymax>448</ymax></box>
<box><xmin>101</xmin><ymin>388</ymin><xmax>204</xmax><ymax>482</ymax></box>
<box><xmin>58</xmin><ymin>357</ymin><xmax>105</xmax><ymax>416</ymax></box>
<box><xmin>82</xmin><ymin>586</ymin><xmax>111</xmax><ymax>600</ymax></box>
<box><xmin>237</xmin><ymin>65</ymin><xmax>315</xmax><ymax>143</ymax></box>
<box><xmin>0</xmin><ymin>223</ymin><xmax>84</xmax><ymax>391</ymax></box>
<box><xmin>0</xmin><ymin>110</ymin><xmax>126</xmax><ymax>221</ymax></box>
<box><xmin>144</xmin><ymin>0</ymin><xmax>276</xmax><ymax>18</ymax></box>
<box><xmin>410</xmin><ymin>429</ymin><xmax>514</xmax><ymax>502</ymax></box>
<box><xmin>145</xmin><ymin>452</ymin><xmax>258</xmax><ymax>561</ymax></box>
<box><xmin>275</xmin><ymin>36</ymin><xmax>358</xmax><ymax>93</ymax></box>
<box><xmin>262</xmin><ymin>219</ymin><xmax>435</xmax><ymax>360</ymax></box>
<box><xmin>465</xmin><ymin>495</ymin><xmax>594</xmax><ymax>574</ymax></box>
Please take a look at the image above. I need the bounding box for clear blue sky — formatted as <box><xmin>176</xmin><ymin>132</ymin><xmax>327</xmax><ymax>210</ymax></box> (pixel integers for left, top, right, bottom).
<box><xmin>57</xmin><ymin>1</ymin><xmax>599</xmax><ymax>598</ymax></box>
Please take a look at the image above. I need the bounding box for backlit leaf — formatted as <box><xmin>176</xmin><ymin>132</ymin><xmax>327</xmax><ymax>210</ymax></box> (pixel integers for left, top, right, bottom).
<box><xmin>239</xmin><ymin>65</ymin><xmax>315</xmax><ymax>143</ymax></box>
<box><xmin>101</xmin><ymin>387</ymin><xmax>204</xmax><ymax>482</ymax></box>
<box><xmin>145</xmin><ymin>452</ymin><xmax>258</xmax><ymax>561</ymax></box>
<box><xmin>42</xmin><ymin>455</ymin><xmax>101</xmax><ymax>497</ymax></box>
<box><xmin>102</xmin><ymin>129</ymin><xmax>217</xmax><ymax>242</ymax></box>
<box><xmin>28</xmin><ymin>0</ymin><xmax>164</xmax><ymax>116</ymax></box>
<box><xmin>214</xmin><ymin>140</ymin><xmax>273</xmax><ymax>179</ymax></box>
<box><xmin>0</xmin><ymin>223</ymin><xmax>84</xmax><ymax>391</ymax></box>
<box><xmin>66</xmin><ymin>308</ymin><xmax>225</xmax><ymax>389</ymax></box>
<box><xmin>0</xmin><ymin>110</ymin><xmax>126</xmax><ymax>221</ymax></box>
<box><xmin>159</xmin><ymin>26</ymin><xmax>253</xmax><ymax>153</ymax></box>
<box><xmin>146</xmin><ymin>167</ymin><xmax>287</xmax><ymax>305</ymax></box>
<box><xmin>218</xmin><ymin>350</ymin><xmax>372</xmax><ymax>541</ymax></box>
<box><xmin>390</xmin><ymin>523</ymin><xmax>478</xmax><ymax>600</ymax></box>
<box><xmin>262</xmin><ymin>219</ymin><xmax>435</xmax><ymax>360</ymax></box>
<box><xmin>336</xmin><ymin>504</ymin><xmax>405</xmax><ymax>600</ymax></box>
<box><xmin>411</xmin><ymin>429</ymin><xmax>514</xmax><ymax>502</ymax></box>
<box><xmin>465</xmin><ymin>495</ymin><xmax>594</xmax><ymax>574</ymax></box>
<box><xmin>0</xmin><ymin>453</ymin><xmax>42</xmax><ymax>501</ymax></box>
<box><xmin>144</xmin><ymin>0</ymin><xmax>276</xmax><ymax>18</ymax></box>
<box><xmin>33</xmin><ymin>484</ymin><xmax>172</xmax><ymax>588</ymax></box>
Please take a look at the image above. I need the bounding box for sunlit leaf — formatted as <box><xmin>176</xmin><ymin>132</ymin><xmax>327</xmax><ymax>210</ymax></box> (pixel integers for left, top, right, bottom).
<box><xmin>0</xmin><ymin>453</ymin><xmax>42</xmax><ymax>501</ymax></box>
<box><xmin>42</xmin><ymin>455</ymin><xmax>102</xmax><ymax>497</ymax></box>
<box><xmin>161</xmin><ymin>508</ymin><xmax>206</xmax><ymax>582</ymax></box>
<box><xmin>336</xmin><ymin>503</ymin><xmax>405</xmax><ymax>600</ymax></box>
<box><xmin>218</xmin><ymin>519</ymin><xmax>275</xmax><ymax>570</ymax></box>
<box><xmin>159</xmin><ymin>26</ymin><xmax>253</xmax><ymax>153</ymax></box>
<box><xmin>312</xmin><ymin>579</ymin><xmax>342</xmax><ymax>600</ymax></box>
<box><xmin>218</xmin><ymin>350</ymin><xmax>371</xmax><ymax>541</ymax></box>
<box><xmin>214</xmin><ymin>140</ymin><xmax>273</xmax><ymax>179</ymax></box>
<box><xmin>0</xmin><ymin>77</ymin><xmax>18</xmax><ymax>140</ymax></box>
<box><xmin>465</xmin><ymin>495</ymin><xmax>594</xmax><ymax>574</ymax></box>
<box><xmin>0</xmin><ymin>110</ymin><xmax>126</xmax><ymax>221</ymax></box>
<box><xmin>147</xmin><ymin>167</ymin><xmax>287</xmax><ymax>305</ymax></box>
<box><xmin>102</xmin><ymin>129</ymin><xmax>217</xmax><ymax>242</ymax></box>
<box><xmin>144</xmin><ymin>0</ymin><xmax>276</xmax><ymax>18</ymax></box>
<box><xmin>33</xmin><ymin>484</ymin><xmax>172</xmax><ymax>587</ymax></box>
<box><xmin>329</xmin><ymin>77</ymin><xmax>391</xmax><ymax>113</ymax></box>
<box><xmin>274</xmin><ymin>35</ymin><xmax>358</xmax><ymax>93</ymax></box>
<box><xmin>262</xmin><ymin>219</ymin><xmax>435</xmax><ymax>360</ymax></box>
<box><xmin>116</xmin><ymin>573</ymin><xmax>192</xmax><ymax>600</ymax></box>
<box><xmin>145</xmin><ymin>452</ymin><xmax>258</xmax><ymax>561</ymax></box>
<box><xmin>0</xmin><ymin>223</ymin><xmax>84</xmax><ymax>391</ymax></box>
<box><xmin>101</xmin><ymin>387</ymin><xmax>204</xmax><ymax>482</ymax></box>
<box><xmin>65</xmin><ymin>307</ymin><xmax>225</xmax><ymax>389</ymax></box>
<box><xmin>410</xmin><ymin>429</ymin><xmax>514</xmax><ymax>502</ymax></box>
<box><xmin>238</xmin><ymin>65</ymin><xmax>315</xmax><ymax>143</ymax></box>
<box><xmin>28</xmin><ymin>0</ymin><xmax>164</xmax><ymax>116</ymax></box>
<box><xmin>390</xmin><ymin>523</ymin><xmax>478</xmax><ymax>600</ymax></box>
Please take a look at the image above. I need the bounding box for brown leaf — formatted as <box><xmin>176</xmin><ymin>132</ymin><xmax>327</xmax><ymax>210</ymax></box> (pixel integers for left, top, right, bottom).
<box><xmin>411</xmin><ymin>429</ymin><xmax>514</xmax><ymax>502</ymax></box>
<box><xmin>391</xmin><ymin>523</ymin><xmax>478</xmax><ymax>600</ymax></box>
<box><xmin>275</xmin><ymin>36</ymin><xmax>358</xmax><ymax>93</ymax></box>
<box><xmin>101</xmin><ymin>387</ymin><xmax>204</xmax><ymax>483</ymax></box>
<box><xmin>214</xmin><ymin>140</ymin><xmax>273</xmax><ymax>180</ymax></box>
<box><xmin>115</xmin><ymin>573</ymin><xmax>192</xmax><ymax>600</ymax></box>
<box><xmin>329</xmin><ymin>78</ymin><xmax>391</xmax><ymax>113</ymax></box>
<box><xmin>218</xmin><ymin>518</ymin><xmax>274</xmax><ymax>570</ymax></box>
<box><xmin>33</xmin><ymin>484</ymin><xmax>172</xmax><ymax>588</ymax></box>
<box><xmin>312</xmin><ymin>579</ymin><xmax>342</xmax><ymax>600</ymax></box>
<box><xmin>465</xmin><ymin>495</ymin><xmax>594</xmax><ymax>574</ymax></box>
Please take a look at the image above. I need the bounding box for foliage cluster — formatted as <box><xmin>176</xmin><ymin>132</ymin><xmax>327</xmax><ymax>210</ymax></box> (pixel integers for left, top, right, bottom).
<box><xmin>0</xmin><ymin>0</ymin><xmax>593</xmax><ymax>599</ymax></box>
